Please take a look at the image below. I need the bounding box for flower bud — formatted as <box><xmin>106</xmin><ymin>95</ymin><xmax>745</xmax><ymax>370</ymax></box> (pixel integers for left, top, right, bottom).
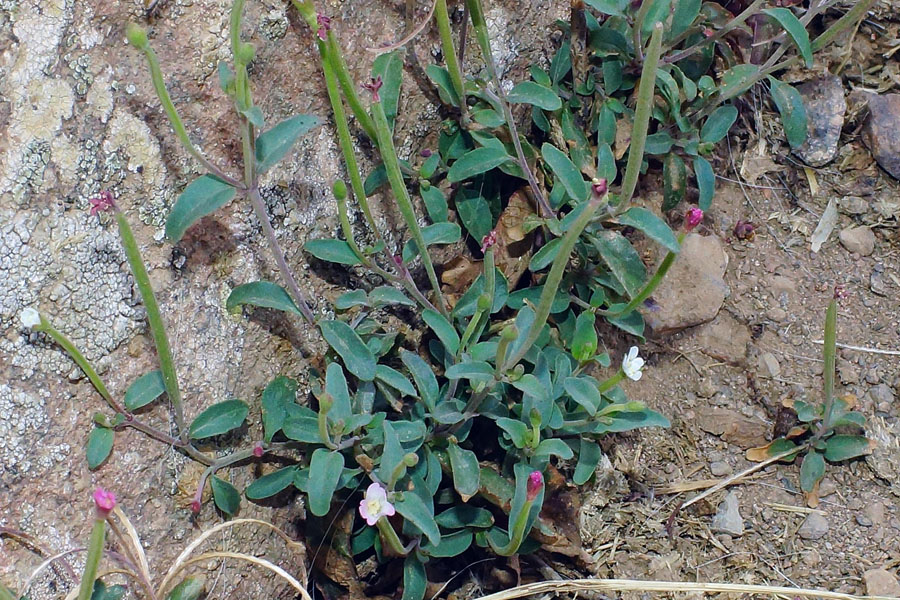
<box><xmin>126</xmin><ymin>23</ymin><xmax>149</xmax><ymax>50</ymax></box>
<box><xmin>235</xmin><ymin>42</ymin><xmax>256</xmax><ymax>65</ymax></box>
<box><xmin>190</xmin><ymin>499</ymin><xmax>202</xmax><ymax>514</ymax></box>
<box><xmin>20</xmin><ymin>307</ymin><xmax>42</xmax><ymax>329</ymax></box>
<box><xmin>481</xmin><ymin>230</ymin><xmax>498</xmax><ymax>253</ymax></box>
<box><xmin>403</xmin><ymin>453</ymin><xmax>419</xmax><ymax>467</ymax></box>
<box><xmin>332</xmin><ymin>179</ymin><xmax>348</xmax><ymax>201</ymax></box>
<box><xmin>420</xmin><ymin>148</ymin><xmax>433</xmax><ymax>158</ymax></box>
<box><xmin>685</xmin><ymin>207</ymin><xmax>703</xmax><ymax>231</ymax></box>
<box><xmin>93</xmin><ymin>488</ymin><xmax>117</xmax><ymax>519</ymax></box>
<box><xmin>591</xmin><ymin>178</ymin><xmax>608</xmax><ymax>197</ymax></box>
<box><xmin>477</xmin><ymin>293</ymin><xmax>492</xmax><ymax>312</ymax></box>
<box><xmin>526</xmin><ymin>471</ymin><xmax>543</xmax><ymax>502</ymax></box>
<box><xmin>253</xmin><ymin>443</ymin><xmax>264</xmax><ymax>458</ymax></box>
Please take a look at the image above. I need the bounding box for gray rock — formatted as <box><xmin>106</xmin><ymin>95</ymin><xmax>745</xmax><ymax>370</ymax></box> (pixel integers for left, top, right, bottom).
<box><xmin>693</xmin><ymin>312</ymin><xmax>751</xmax><ymax>365</ymax></box>
<box><xmin>839</xmin><ymin>226</ymin><xmax>876</xmax><ymax>256</ymax></box>
<box><xmin>868</xmin><ymin>383</ymin><xmax>895</xmax><ymax>406</ymax></box>
<box><xmin>643</xmin><ymin>234</ymin><xmax>729</xmax><ymax>335</ymax></box>
<box><xmin>712</xmin><ymin>491</ymin><xmax>744</xmax><ymax>536</ymax></box>
<box><xmin>863</xmin><ymin>569</ymin><xmax>900</xmax><ymax>597</ymax></box>
<box><xmin>862</xmin><ymin>93</ymin><xmax>900</xmax><ymax>179</ymax></box>
<box><xmin>758</xmin><ymin>352</ymin><xmax>781</xmax><ymax>378</ymax></box>
<box><xmin>793</xmin><ymin>76</ymin><xmax>846</xmax><ymax>167</ymax></box>
<box><xmin>798</xmin><ymin>512</ymin><xmax>829</xmax><ymax>540</ymax></box>
<box><xmin>710</xmin><ymin>461</ymin><xmax>733</xmax><ymax>476</ymax></box>
<box><xmin>856</xmin><ymin>514</ymin><xmax>874</xmax><ymax>527</ymax></box>
<box><xmin>838</xmin><ymin>196</ymin><xmax>870</xmax><ymax>216</ymax></box>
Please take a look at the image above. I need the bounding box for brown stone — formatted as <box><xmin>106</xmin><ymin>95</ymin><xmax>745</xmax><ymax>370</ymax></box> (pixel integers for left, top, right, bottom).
<box><xmin>793</xmin><ymin>76</ymin><xmax>846</xmax><ymax>167</ymax></box>
<box><xmin>692</xmin><ymin>312</ymin><xmax>751</xmax><ymax>365</ymax></box>
<box><xmin>862</xmin><ymin>93</ymin><xmax>900</xmax><ymax>179</ymax></box>
<box><xmin>696</xmin><ymin>408</ymin><xmax>769</xmax><ymax>448</ymax></box>
<box><xmin>863</xmin><ymin>569</ymin><xmax>900</xmax><ymax>597</ymax></box>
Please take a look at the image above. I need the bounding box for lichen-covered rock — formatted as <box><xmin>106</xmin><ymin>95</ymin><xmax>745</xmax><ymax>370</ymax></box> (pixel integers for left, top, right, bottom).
<box><xmin>862</xmin><ymin>93</ymin><xmax>900</xmax><ymax>179</ymax></box>
<box><xmin>793</xmin><ymin>75</ymin><xmax>846</xmax><ymax>168</ymax></box>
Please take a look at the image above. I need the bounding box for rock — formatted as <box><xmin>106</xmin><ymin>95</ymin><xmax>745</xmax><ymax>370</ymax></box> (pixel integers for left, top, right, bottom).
<box><xmin>710</xmin><ymin>461</ymin><xmax>733</xmax><ymax>476</ymax></box>
<box><xmin>697</xmin><ymin>408</ymin><xmax>769</xmax><ymax>448</ymax></box>
<box><xmin>856</xmin><ymin>513</ymin><xmax>874</xmax><ymax>527</ymax></box>
<box><xmin>758</xmin><ymin>352</ymin><xmax>781</xmax><ymax>378</ymax></box>
<box><xmin>839</xmin><ymin>226</ymin><xmax>876</xmax><ymax>256</ymax></box>
<box><xmin>712</xmin><ymin>491</ymin><xmax>744</xmax><ymax>536</ymax></box>
<box><xmin>643</xmin><ymin>234</ymin><xmax>729</xmax><ymax>335</ymax></box>
<box><xmin>865</xmin><ymin>501</ymin><xmax>886</xmax><ymax>526</ymax></box>
<box><xmin>838</xmin><ymin>196</ymin><xmax>870</xmax><ymax>215</ymax></box>
<box><xmin>863</xmin><ymin>569</ymin><xmax>900</xmax><ymax>597</ymax></box>
<box><xmin>793</xmin><ymin>76</ymin><xmax>846</xmax><ymax>167</ymax></box>
<box><xmin>798</xmin><ymin>512</ymin><xmax>829</xmax><ymax>540</ymax></box>
<box><xmin>693</xmin><ymin>312</ymin><xmax>751</xmax><ymax>364</ymax></box>
<box><xmin>767</xmin><ymin>307</ymin><xmax>787</xmax><ymax>322</ymax></box>
<box><xmin>868</xmin><ymin>383</ymin><xmax>895</xmax><ymax>406</ymax></box>
<box><xmin>862</xmin><ymin>93</ymin><xmax>900</xmax><ymax>179</ymax></box>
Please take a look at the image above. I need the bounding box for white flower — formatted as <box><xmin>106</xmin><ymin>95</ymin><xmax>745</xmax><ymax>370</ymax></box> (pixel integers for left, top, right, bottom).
<box><xmin>20</xmin><ymin>308</ymin><xmax>42</xmax><ymax>329</ymax></box>
<box><xmin>359</xmin><ymin>482</ymin><xmax>395</xmax><ymax>526</ymax></box>
<box><xmin>622</xmin><ymin>346</ymin><xmax>644</xmax><ymax>381</ymax></box>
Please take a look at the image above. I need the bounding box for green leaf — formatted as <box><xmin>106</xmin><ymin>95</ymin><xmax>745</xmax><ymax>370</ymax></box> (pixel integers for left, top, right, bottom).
<box><xmin>574</xmin><ymin>439</ymin><xmax>602</xmax><ymax>485</ymax></box>
<box><xmin>542</xmin><ymin>143</ymin><xmax>589</xmax><ymax>202</ymax></box>
<box><xmin>426</xmin><ymin>64</ymin><xmax>461</xmax><ymax>106</ymax></box>
<box><xmin>701</xmin><ymin>105</ymin><xmax>738</xmax><ymax>143</ymax></box>
<box><xmin>495</xmin><ymin>417</ymin><xmax>530</xmax><ymax>448</ymax></box>
<box><xmin>165</xmin><ymin>577</ymin><xmax>205</xmax><ymax>600</ymax></box>
<box><xmin>448</xmin><ymin>442</ymin><xmax>480</xmax><ymax>501</ymax></box>
<box><xmin>261</xmin><ymin>376</ymin><xmax>296</xmax><ymax>442</ymax></box>
<box><xmin>217</xmin><ymin>61</ymin><xmax>235</xmax><ymax>93</ymax></box>
<box><xmin>670</xmin><ymin>0</ymin><xmax>701</xmax><ymax>39</ymax></box>
<box><xmin>662</xmin><ymin>152</ymin><xmax>687</xmax><ymax>211</ymax></box>
<box><xmin>308</xmin><ymin>449</ymin><xmax>345</xmax><ymax>516</ymax></box>
<box><xmin>824</xmin><ymin>435</ymin><xmax>871</xmax><ymax>462</ymax></box>
<box><xmin>595</xmin><ymin>231</ymin><xmax>647</xmax><ymax>298</ymax></box>
<box><xmin>86</xmin><ymin>426</ymin><xmax>114</xmax><ymax>470</ymax></box>
<box><xmin>448</xmin><ymin>147</ymin><xmax>512</xmax><ymax>182</ymax></box>
<box><xmin>282</xmin><ymin>414</ymin><xmax>321</xmax><ymax>443</ymax></box>
<box><xmin>165</xmin><ymin>175</ymin><xmax>237</xmax><ymax>242</ymax></box>
<box><xmin>767</xmin><ymin>76</ymin><xmax>808</xmax><ymax>149</ymax></box>
<box><xmin>379</xmin><ymin>421</ymin><xmax>405</xmax><ymax>483</ymax></box>
<box><xmin>422</xmin><ymin>530</ymin><xmax>473</xmax><ymax>557</ymax></box>
<box><xmin>255</xmin><ymin>114</ymin><xmax>320</xmax><ymax>173</ymax></box>
<box><xmin>304</xmin><ymin>239</ymin><xmax>363</xmax><ymax>265</ymax></box>
<box><xmin>423</xmin><ymin>309</ymin><xmax>460</xmax><ymax>355</ymax></box>
<box><xmin>529</xmin><ymin>238</ymin><xmax>563</xmax><ymax>272</ymax></box>
<box><xmin>584</xmin><ymin>0</ymin><xmax>627</xmax><ymax>16</ymax></box>
<box><xmin>189</xmin><ymin>400</ymin><xmax>248</xmax><ymax>439</ymax></box>
<box><xmin>319</xmin><ymin>320</ymin><xmax>377</xmax><ymax>381</ymax></box>
<box><xmin>445</xmin><ymin>361</ymin><xmax>495</xmax><ymax>384</ymax></box>
<box><xmin>564</xmin><ymin>376</ymin><xmax>601</xmax><ymax>416</ymax></box>
<box><xmin>472</xmin><ymin>108</ymin><xmax>506</xmax><ymax>128</ymax></box>
<box><xmin>245</xmin><ymin>466</ymin><xmax>296</xmax><ymax>499</ymax></box>
<box><xmin>401</xmin><ymin>350</ymin><xmax>439</xmax><ymax>410</ymax></box>
<box><xmin>372</xmin><ymin>50</ymin><xmax>404</xmax><ymax>127</ymax></box>
<box><xmin>763</xmin><ymin>8</ymin><xmax>813</xmax><ymax>67</ymax></box>
<box><xmin>124</xmin><ymin>370</ymin><xmax>166</xmax><ymax>411</ymax></box>
<box><xmin>507</xmin><ymin>81</ymin><xmax>562</xmax><ymax>111</ymax></box>
<box><xmin>226</xmin><ymin>281</ymin><xmax>304</xmax><ymax>316</ymax></box>
<box><xmin>325</xmin><ymin>362</ymin><xmax>352</xmax><ymax>422</ymax></box>
<box><xmin>375</xmin><ymin>365</ymin><xmax>417</xmax><ymax>397</ymax></box>
<box><xmin>644</xmin><ymin>132</ymin><xmax>674</xmax><ymax>155</ymax></box>
<box><xmin>210</xmin><ymin>476</ymin><xmax>241</xmax><ymax>515</ymax></box>
<box><xmin>394</xmin><ymin>492</ymin><xmax>441</xmax><ymax>545</ymax></box>
<box><xmin>335</xmin><ymin>289</ymin><xmax>368</xmax><ymax>310</ymax></box>
<box><xmin>571</xmin><ymin>311</ymin><xmax>598</xmax><ymax>362</ymax></box>
<box><xmin>719</xmin><ymin>64</ymin><xmax>760</xmax><ymax>100</ymax></box>
<box><xmin>435</xmin><ymin>505</ymin><xmax>494</xmax><ymax>529</ymax></box>
<box><xmin>456</xmin><ymin>190</ymin><xmax>493</xmax><ymax>240</ymax></box>
<box><xmin>90</xmin><ymin>581</ymin><xmax>126</xmax><ymax>600</ymax></box>
<box><xmin>401</xmin><ymin>555</ymin><xmax>427</xmax><ymax>600</ymax></box>
<box><xmin>402</xmin><ymin>222</ymin><xmax>461</xmax><ymax>262</ymax></box>
<box><xmin>617</xmin><ymin>207</ymin><xmax>680</xmax><ymax>252</ymax></box>
<box><xmin>693</xmin><ymin>156</ymin><xmax>715</xmax><ymax>211</ymax></box>
<box><xmin>241</xmin><ymin>105</ymin><xmax>265</xmax><ymax>128</ymax></box>
<box><xmin>535</xmin><ymin>438</ymin><xmax>574</xmax><ymax>459</ymax></box>
<box><xmin>799</xmin><ymin>450</ymin><xmax>825</xmax><ymax>493</ymax></box>
<box><xmin>422</xmin><ymin>186</ymin><xmax>449</xmax><ymax>223</ymax></box>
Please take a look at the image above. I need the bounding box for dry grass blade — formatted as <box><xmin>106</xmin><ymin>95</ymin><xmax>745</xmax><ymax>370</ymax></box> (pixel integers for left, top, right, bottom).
<box><xmin>366</xmin><ymin>0</ymin><xmax>437</xmax><ymax>53</ymax></box>
<box><xmin>472</xmin><ymin>578</ymin><xmax>899</xmax><ymax>600</ymax></box>
<box><xmin>160</xmin><ymin>551</ymin><xmax>312</xmax><ymax>600</ymax></box>
<box><xmin>111</xmin><ymin>507</ymin><xmax>152</xmax><ymax>581</ymax></box>
<box><xmin>18</xmin><ymin>548</ymin><xmax>84</xmax><ymax>599</ymax></box>
<box><xmin>157</xmin><ymin>518</ymin><xmax>305</xmax><ymax>593</ymax></box>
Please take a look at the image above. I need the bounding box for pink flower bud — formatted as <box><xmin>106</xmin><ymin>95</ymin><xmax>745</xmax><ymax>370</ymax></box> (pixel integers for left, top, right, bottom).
<box><xmin>733</xmin><ymin>219</ymin><xmax>755</xmax><ymax>240</ymax></box>
<box><xmin>833</xmin><ymin>284</ymin><xmax>849</xmax><ymax>300</ymax></box>
<box><xmin>481</xmin><ymin>230</ymin><xmax>498</xmax><ymax>253</ymax></box>
<box><xmin>420</xmin><ymin>148</ymin><xmax>433</xmax><ymax>158</ymax></box>
<box><xmin>93</xmin><ymin>488</ymin><xmax>116</xmax><ymax>517</ymax></box>
<box><xmin>190</xmin><ymin>499</ymin><xmax>202</xmax><ymax>514</ymax></box>
<box><xmin>703</xmin><ymin>28</ymin><xmax>714</xmax><ymax>38</ymax></box>
<box><xmin>591</xmin><ymin>178</ymin><xmax>608</xmax><ymax>197</ymax></box>
<box><xmin>362</xmin><ymin>76</ymin><xmax>383</xmax><ymax>102</ymax></box>
<box><xmin>89</xmin><ymin>191</ymin><xmax>116</xmax><ymax>216</ymax></box>
<box><xmin>316</xmin><ymin>14</ymin><xmax>331</xmax><ymax>41</ymax></box>
<box><xmin>253</xmin><ymin>443</ymin><xmax>264</xmax><ymax>458</ymax></box>
<box><xmin>526</xmin><ymin>471</ymin><xmax>543</xmax><ymax>502</ymax></box>
<box><xmin>685</xmin><ymin>207</ymin><xmax>703</xmax><ymax>231</ymax></box>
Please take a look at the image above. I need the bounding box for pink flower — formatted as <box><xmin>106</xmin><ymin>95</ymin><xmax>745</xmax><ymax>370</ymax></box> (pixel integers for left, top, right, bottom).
<box><xmin>420</xmin><ymin>148</ymin><xmax>433</xmax><ymax>158</ymax></box>
<box><xmin>89</xmin><ymin>191</ymin><xmax>116</xmax><ymax>216</ymax></box>
<box><xmin>316</xmin><ymin>14</ymin><xmax>331</xmax><ymax>41</ymax></box>
<box><xmin>733</xmin><ymin>219</ymin><xmax>755</xmax><ymax>240</ymax></box>
<box><xmin>93</xmin><ymin>488</ymin><xmax>116</xmax><ymax>517</ymax></box>
<box><xmin>591</xmin><ymin>178</ymin><xmax>608</xmax><ymax>197</ymax></box>
<box><xmin>685</xmin><ymin>207</ymin><xmax>703</xmax><ymax>231</ymax></box>
<box><xmin>833</xmin><ymin>284</ymin><xmax>849</xmax><ymax>300</ymax></box>
<box><xmin>191</xmin><ymin>499</ymin><xmax>202</xmax><ymax>514</ymax></box>
<box><xmin>526</xmin><ymin>471</ymin><xmax>543</xmax><ymax>502</ymax></box>
<box><xmin>362</xmin><ymin>76</ymin><xmax>383</xmax><ymax>102</ymax></box>
<box><xmin>253</xmin><ymin>443</ymin><xmax>264</xmax><ymax>458</ymax></box>
<box><xmin>358</xmin><ymin>482</ymin><xmax>395</xmax><ymax>526</ymax></box>
<box><xmin>481</xmin><ymin>230</ymin><xmax>498</xmax><ymax>253</ymax></box>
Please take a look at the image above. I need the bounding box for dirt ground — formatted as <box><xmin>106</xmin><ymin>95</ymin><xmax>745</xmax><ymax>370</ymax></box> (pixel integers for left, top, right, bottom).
<box><xmin>1</xmin><ymin>0</ymin><xmax>899</xmax><ymax>599</ymax></box>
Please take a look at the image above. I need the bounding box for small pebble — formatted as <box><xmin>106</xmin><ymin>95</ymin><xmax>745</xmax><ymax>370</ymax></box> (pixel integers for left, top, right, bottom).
<box><xmin>710</xmin><ymin>461</ymin><xmax>733</xmax><ymax>476</ymax></box>
<box><xmin>798</xmin><ymin>512</ymin><xmax>829</xmax><ymax>540</ymax></box>
<box><xmin>863</xmin><ymin>569</ymin><xmax>900</xmax><ymax>597</ymax></box>
<box><xmin>712</xmin><ymin>491</ymin><xmax>744</xmax><ymax>536</ymax></box>
<box><xmin>856</xmin><ymin>514</ymin><xmax>874</xmax><ymax>527</ymax></box>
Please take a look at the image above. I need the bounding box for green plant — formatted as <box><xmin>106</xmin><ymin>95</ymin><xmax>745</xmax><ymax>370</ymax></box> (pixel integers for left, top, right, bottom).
<box><xmin>746</xmin><ymin>288</ymin><xmax>871</xmax><ymax>507</ymax></box>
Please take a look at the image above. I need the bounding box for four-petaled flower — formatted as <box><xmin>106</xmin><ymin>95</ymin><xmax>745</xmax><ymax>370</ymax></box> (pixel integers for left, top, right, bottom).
<box><xmin>359</xmin><ymin>482</ymin><xmax>395</xmax><ymax>526</ymax></box>
<box><xmin>93</xmin><ymin>488</ymin><xmax>117</xmax><ymax>517</ymax></box>
<box><xmin>481</xmin><ymin>230</ymin><xmax>498</xmax><ymax>253</ymax></box>
<box><xmin>526</xmin><ymin>471</ymin><xmax>543</xmax><ymax>502</ymax></box>
<box><xmin>20</xmin><ymin>307</ymin><xmax>41</xmax><ymax>329</ymax></box>
<box><xmin>89</xmin><ymin>191</ymin><xmax>116</xmax><ymax>216</ymax></box>
<box><xmin>685</xmin><ymin>207</ymin><xmax>703</xmax><ymax>231</ymax></box>
<box><xmin>362</xmin><ymin>76</ymin><xmax>383</xmax><ymax>102</ymax></box>
<box><xmin>622</xmin><ymin>346</ymin><xmax>645</xmax><ymax>381</ymax></box>
<box><xmin>316</xmin><ymin>14</ymin><xmax>331</xmax><ymax>41</ymax></box>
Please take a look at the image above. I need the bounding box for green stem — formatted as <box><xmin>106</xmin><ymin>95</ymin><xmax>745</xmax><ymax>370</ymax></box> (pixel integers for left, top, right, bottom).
<box><xmin>376</xmin><ymin>517</ymin><xmax>408</xmax><ymax>556</ymax></box>
<box><xmin>810</xmin><ymin>0</ymin><xmax>875</xmax><ymax>52</ymax></box>
<box><xmin>115</xmin><ymin>211</ymin><xmax>185</xmax><ymax>440</ymax></box>
<box><xmin>821</xmin><ymin>297</ymin><xmax>837</xmax><ymax>425</ymax></box>
<box><xmin>76</xmin><ymin>519</ymin><xmax>106</xmax><ymax>600</ymax></box>
<box><xmin>435</xmin><ymin>0</ymin><xmax>468</xmax><ymax>117</ymax></box>
<box><xmin>618</xmin><ymin>23</ymin><xmax>663</xmax><ymax>212</ymax></box>
<box><xmin>39</xmin><ymin>319</ymin><xmax>116</xmax><ymax>410</ymax></box>
<box><xmin>370</xmin><ymin>101</ymin><xmax>450</xmax><ymax>318</ymax></box>
<box><xmin>326</xmin><ymin>33</ymin><xmax>378</xmax><ymax>142</ymax></box>
<box><xmin>504</xmin><ymin>193</ymin><xmax>606</xmax><ymax>371</ymax></box>
<box><xmin>458</xmin><ymin>248</ymin><xmax>495</xmax><ymax>355</ymax></box>
<box><xmin>662</xmin><ymin>0</ymin><xmax>766</xmax><ymax>65</ymax></box>
<box><xmin>598</xmin><ymin>232</ymin><xmax>685</xmax><ymax>318</ymax></box>
<box><xmin>631</xmin><ymin>0</ymin><xmax>654</xmax><ymax>61</ymax></box>
<box><xmin>597</xmin><ymin>369</ymin><xmax>625</xmax><ymax>394</ymax></box>
<box><xmin>488</xmin><ymin>498</ymin><xmax>535</xmax><ymax>556</ymax></box>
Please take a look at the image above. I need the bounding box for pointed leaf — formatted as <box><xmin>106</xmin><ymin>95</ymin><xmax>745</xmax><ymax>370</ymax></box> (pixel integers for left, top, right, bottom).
<box><xmin>375</xmin><ymin>365</ymin><xmax>417</xmax><ymax>397</ymax></box>
<box><xmin>445</xmin><ymin>361</ymin><xmax>495</xmax><ymax>383</ymax></box>
<box><xmin>86</xmin><ymin>426</ymin><xmax>114</xmax><ymax>469</ymax></box>
<box><xmin>226</xmin><ymin>281</ymin><xmax>304</xmax><ymax>316</ymax></box>
<box><xmin>165</xmin><ymin>175</ymin><xmax>237</xmax><ymax>242</ymax></box>
<box><xmin>422</xmin><ymin>309</ymin><xmax>460</xmax><ymax>355</ymax></box>
<box><xmin>319</xmin><ymin>320</ymin><xmax>377</xmax><ymax>381</ymax></box>
<box><xmin>245</xmin><ymin>466</ymin><xmax>296</xmax><ymax>499</ymax></box>
<box><xmin>448</xmin><ymin>147</ymin><xmax>512</xmax><ymax>182</ymax></box>
<box><xmin>210</xmin><ymin>476</ymin><xmax>241</xmax><ymax>515</ymax></box>
<box><xmin>435</xmin><ymin>505</ymin><xmax>494</xmax><ymax>529</ymax></box>
<box><xmin>701</xmin><ymin>105</ymin><xmax>738</xmax><ymax>143</ymax></box>
<box><xmin>370</xmin><ymin>286</ymin><xmax>415</xmax><ymax>307</ymax></box>
<box><xmin>372</xmin><ymin>50</ymin><xmax>404</xmax><ymax>127</ymax></box>
<box><xmin>124</xmin><ymin>370</ymin><xmax>166</xmax><ymax>411</ymax></box>
<box><xmin>574</xmin><ymin>439</ymin><xmax>602</xmax><ymax>485</ymax></box>
<box><xmin>693</xmin><ymin>156</ymin><xmax>715</xmax><ymax>211</ymax></box>
<box><xmin>719</xmin><ymin>64</ymin><xmax>760</xmax><ymax>100</ymax></box>
<box><xmin>189</xmin><ymin>400</ymin><xmax>248</xmax><ymax>439</ymax></box>
<box><xmin>304</xmin><ymin>239</ymin><xmax>363</xmax><ymax>265</ymax></box>
<box><xmin>165</xmin><ymin>577</ymin><xmax>205</xmax><ymax>600</ymax></box>
<box><xmin>394</xmin><ymin>492</ymin><xmax>441</xmax><ymax>545</ymax></box>
<box><xmin>261</xmin><ymin>376</ymin><xmax>296</xmax><ymax>442</ymax></box>
<box><xmin>379</xmin><ymin>421</ymin><xmax>405</xmax><ymax>483</ymax></box>
<box><xmin>564</xmin><ymin>377</ymin><xmax>601</xmax><ymax>416</ymax></box>
<box><xmin>308</xmin><ymin>449</ymin><xmax>345</xmax><ymax>516</ymax></box>
<box><xmin>595</xmin><ymin>231</ymin><xmax>647</xmax><ymax>298</ymax></box>
<box><xmin>763</xmin><ymin>8</ymin><xmax>813</xmax><ymax>67</ymax></box>
<box><xmin>448</xmin><ymin>442</ymin><xmax>480</xmax><ymax>501</ymax></box>
<box><xmin>617</xmin><ymin>207</ymin><xmax>680</xmax><ymax>252</ymax></box>
<box><xmin>767</xmin><ymin>76</ymin><xmax>808</xmax><ymax>149</ymax></box>
<box><xmin>402</xmin><ymin>222</ymin><xmax>461</xmax><ymax>262</ymax></box>
<box><xmin>542</xmin><ymin>143</ymin><xmax>589</xmax><ymax>202</ymax></box>
<box><xmin>507</xmin><ymin>81</ymin><xmax>562</xmax><ymax>111</ymax></box>
<box><xmin>255</xmin><ymin>114</ymin><xmax>320</xmax><ymax>173</ymax></box>
<box><xmin>401</xmin><ymin>350</ymin><xmax>439</xmax><ymax>410</ymax></box>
